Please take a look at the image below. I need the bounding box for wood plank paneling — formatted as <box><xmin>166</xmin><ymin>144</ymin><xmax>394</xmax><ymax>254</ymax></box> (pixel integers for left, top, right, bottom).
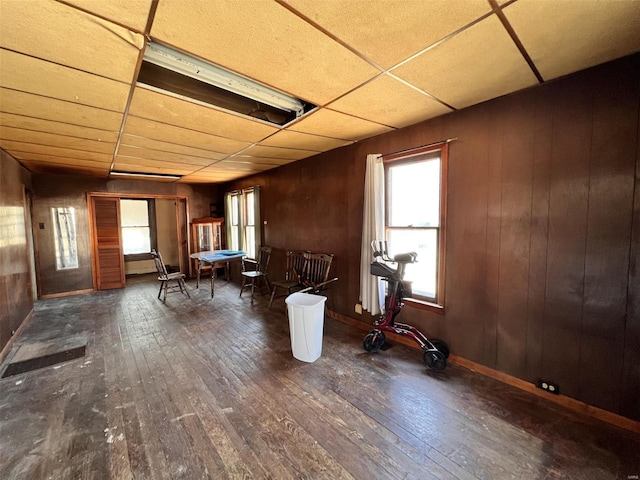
<box><xmin>579</xmin><ymin>61</ymin><xmax>637</xmax><ymax>413</ymax></box>
<box><xmin>525</xmin><ymin>88</ymin><xmax>553</xmax><ymax>384</ymax></box>
<box><xmin>0</xmin><ymin>151</ymin><xmax>33</xmax><ymax>353</ymax></box>
<box><xmin>213</xmin><ymin>55</ymin><xmax>640</xmax><ymax>421</ymax></box>
<box><xmin>496</xmin><ymin>92</ymin><xmax>535</xmax><ymax>379</ymax></box>
<box><xmin>440</xmin><ymin>107</ymin><xmax>491</xmax><ymax>362</ymax></box>
<box><xmin>542</xmin><ymin>77</ymin><xmax>592</xmax><ymax>400</ymax></box>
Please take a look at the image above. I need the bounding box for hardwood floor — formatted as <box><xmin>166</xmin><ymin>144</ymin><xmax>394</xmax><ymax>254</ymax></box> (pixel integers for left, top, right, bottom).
<box><xmin>1</xmin><ymin>275</ymin><xmax>638</xmax><ymax>479</ymax></box>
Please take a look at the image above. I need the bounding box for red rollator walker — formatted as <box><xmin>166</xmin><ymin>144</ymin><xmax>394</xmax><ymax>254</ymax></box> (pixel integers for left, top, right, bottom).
<box><xmin>363</xmin><ymin>240</ymin><xmax>449</xmax><ymax>371</ymax></box>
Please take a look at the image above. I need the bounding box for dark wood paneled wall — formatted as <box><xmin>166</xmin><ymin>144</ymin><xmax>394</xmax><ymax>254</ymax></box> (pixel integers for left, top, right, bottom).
<box><xmin>0</xmin><ymin>150</ymin><xmax>33</xmax><ymax>352</ymax></box>
<box><xmin>223</xmin><ymin>54</ymin><xmax>640</xmax><ymax>421</ymax></box>
<box><xmin>32</xmin><ymin>175</ymin><xmax>216</xmax><ymax>296</ymax></box>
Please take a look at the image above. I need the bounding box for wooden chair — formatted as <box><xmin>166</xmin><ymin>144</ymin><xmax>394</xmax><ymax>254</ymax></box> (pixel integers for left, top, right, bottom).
<box><xmin>300</xmin><ymin>252</ymin><xmax>334</xmax><ymax>294</ymax></box>
<box><xmin>268</xmin><ymin>250</ymin><xmax>307</xmax><ymax>309</ymax></box>
<box><xmin>151</xmin><ymin>249</ymin><xmax>190</xmax><ymax>302</ymax></box>
<box><xmin>239</xmin><ymin>246</ymin><xmax>272</xmax><ymax>302</ymax></box>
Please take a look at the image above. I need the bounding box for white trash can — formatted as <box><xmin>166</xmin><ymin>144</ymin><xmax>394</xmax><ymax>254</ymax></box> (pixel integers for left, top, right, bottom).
<box><xmin>285</xmin><ymin>292</ymin><xmax>327</xmax><ymax>363</ymax></box>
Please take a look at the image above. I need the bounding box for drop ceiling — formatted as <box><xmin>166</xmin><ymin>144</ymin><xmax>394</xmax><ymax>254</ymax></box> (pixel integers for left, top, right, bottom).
<box><xmin>1</xmin><ymin>0</ymin><xmax>639</xmax><ymax>183</ymax></box>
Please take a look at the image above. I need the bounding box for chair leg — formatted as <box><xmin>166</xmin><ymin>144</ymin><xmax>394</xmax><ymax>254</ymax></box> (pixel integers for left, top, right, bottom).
<box><xmin>180</xmin><ymin>278</ymin><xmax>191</xmax><ymax>298</ymax></box>
<box><xmin>250</xmin><ymin>279</ymin><xmax>255</xmax><ymax>302</ymax></box>
<box><xmin>269</xmin><ymin>286</ymin><xmax>277</xmax><ymax>309</ymax></box>
<box><xmin>158</xmin><ymin>280</ymin><xmax>164</xmax><ymax>299</ymax></box>
<box><xmin>239</xmin><ymin>277</ymin><xmax>247</xmax><ymax>297</ymax></box>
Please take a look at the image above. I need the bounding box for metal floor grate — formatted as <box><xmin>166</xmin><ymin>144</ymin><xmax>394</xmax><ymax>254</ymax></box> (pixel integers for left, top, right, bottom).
<box><xmin>1</xmin><ymin>345</ymin><xmax>86</xmax><ymax>378</ymax></box>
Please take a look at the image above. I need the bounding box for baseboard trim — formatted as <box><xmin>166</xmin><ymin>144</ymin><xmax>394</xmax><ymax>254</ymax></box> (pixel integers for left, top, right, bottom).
<box><xmin>326</xmin><ymin>309</ymin><xmax>640</xmax><ymax>434</ymax></box>
<box><xmin>40</xmin><ymin>288</ymin><xmax>93</xmax><ymax>300</ymax></box>
<box><xmin>0</xmin><ymin>308</ymin><xmax>35</xmax><ymax>364</ymax></box>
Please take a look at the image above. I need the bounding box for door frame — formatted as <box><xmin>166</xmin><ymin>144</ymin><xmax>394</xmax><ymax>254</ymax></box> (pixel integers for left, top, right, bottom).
<box><xmin>87</xmin><ymin>192</ymin><xmax>190</xmax><ymax>290</ymax></box>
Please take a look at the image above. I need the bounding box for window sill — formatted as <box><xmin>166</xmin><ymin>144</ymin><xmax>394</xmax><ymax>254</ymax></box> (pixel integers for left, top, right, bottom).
<box><xmin>124</xmin><ymin>253</ymin><xmax>152</xmax><ymax>262</ymax></box>
<box><xmin>403</xmin><ymin>298</ymin><xmax>445</xmax><ymax>315</ymax></box>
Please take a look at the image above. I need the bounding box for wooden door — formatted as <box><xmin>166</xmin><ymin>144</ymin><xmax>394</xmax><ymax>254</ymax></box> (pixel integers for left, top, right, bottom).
<box><xmin>177</xmin><ymin>198</ymin><xmax>189</xmax><ymax>276</ymax></box>
<box><xmin>90</xmin><ymin>196</ymin><xmax>125</xmax><ymax>290</ymax></box>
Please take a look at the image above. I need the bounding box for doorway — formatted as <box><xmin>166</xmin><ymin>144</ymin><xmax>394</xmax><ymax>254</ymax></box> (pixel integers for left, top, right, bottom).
<box><xmin>88</xmin><ymin>193</ymin><xmax>189</xmax><ymax>291</ymax></box>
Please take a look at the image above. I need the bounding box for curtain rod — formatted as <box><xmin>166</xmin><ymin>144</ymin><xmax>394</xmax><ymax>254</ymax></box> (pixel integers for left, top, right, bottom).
<box><xmin>381</xmin><ymin>138</ymin><xmax>457</xmax><ymax>159</ymax></box>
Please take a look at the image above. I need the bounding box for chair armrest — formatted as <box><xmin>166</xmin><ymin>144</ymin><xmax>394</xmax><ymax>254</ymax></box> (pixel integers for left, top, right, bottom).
<box><xmin>242</xmin><ymin>257</ymin><xmax>259</xmax><ymax>271</ymax></box>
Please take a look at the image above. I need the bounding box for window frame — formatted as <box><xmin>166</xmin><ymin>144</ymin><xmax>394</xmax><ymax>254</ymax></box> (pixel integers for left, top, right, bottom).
<box><xmin>384</xmin><ymin>142</ymin><xmax>448</xmax><ymax>314</ymax></box>
<box><xmin>120</xmin><ymin>198</ymin><xmax>158</xmax><ymax>262</ymax></box>
<box><xmin>225</xmin><ymin>187</ymin><xmax>260</xmax><ymax>258</ymax></box>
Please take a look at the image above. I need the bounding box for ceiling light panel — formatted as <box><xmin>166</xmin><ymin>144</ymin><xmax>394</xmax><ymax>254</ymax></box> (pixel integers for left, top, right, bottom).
<box><xmin>392</xmin><ymin>15</ymin><xmax>538</xmax><ymax>110</ymax></box>
<box><xmin>327</xmin><ymin>74</ymin><xmax>452</xmax><ymax>128</ymax></box>
<box><xmin>150</xmin><ymin>0</ymin><xmax>379</xmax><ymax>106</ymax></box>
<box><xmin>129</xmin><ymin>87</ymin><xmax>278</xmax><ymax>143</ymax></box>
<box><xmin>111</xmin><ymin>161</ymin><xmax>193</xmax><ymax>176</ymax></box>
<box><xmin>0</xmin><ymin>88</ymin><xmax>124</xmax><ymax>131</ymax></box>
<box><xmin>0</xmin><ymin>0</ymin><xmax>143</xmax><ymax>82</ymax></box>
<box><xmin>259</xmin><ymin>130</ymin><xmax>352</xmax><ymax>152</ymax></box>
<box><xmin>504</xmin><ymin>0</ymin><xmax>640</xmax><ymax>81</ymax></box>
<box><xmin>282</xmin><ymin>0</ymin><xmax>491</xmax><ymax>69</ymax></box>
<box><xmin>122</xmin><ymin>116</ymin><xmax>251</xmax><ymax>154</ymax></box>
<box><xmin>289</xmin><ymin>109</ymin><xmax>394</xmax><ymax>141</ymax></box>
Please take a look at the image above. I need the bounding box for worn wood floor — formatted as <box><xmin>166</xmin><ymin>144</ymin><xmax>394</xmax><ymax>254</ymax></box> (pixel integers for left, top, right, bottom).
<box><xmin>1</xmin><ymin>275</ymin><xmax>638</xmax><ymax>480</ymax></box>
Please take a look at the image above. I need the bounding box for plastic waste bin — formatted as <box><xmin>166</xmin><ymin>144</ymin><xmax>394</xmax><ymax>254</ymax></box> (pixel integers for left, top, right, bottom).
<box><xmin>285</xmin><ymin>292</ymin><xmax>327</xmax><ymax>362</ymax></box>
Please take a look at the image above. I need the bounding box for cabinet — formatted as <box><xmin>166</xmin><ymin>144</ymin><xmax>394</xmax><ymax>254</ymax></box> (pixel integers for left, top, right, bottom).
<box><xmin>190</xmin><ymin>217</ymin><xmax>224</xmax><ymax>277</ymax></box>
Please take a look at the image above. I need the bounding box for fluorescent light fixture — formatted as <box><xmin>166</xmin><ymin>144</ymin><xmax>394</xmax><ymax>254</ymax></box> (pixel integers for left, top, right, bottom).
<box><xmin>110</xmin><ymin>171</ymin><xmax>182</xmax><ymax>180</ymax></box>
<box><xmin>143</xmin><ymin>41</ymin><xmax>305</xmax><ymax>116</ymax></box>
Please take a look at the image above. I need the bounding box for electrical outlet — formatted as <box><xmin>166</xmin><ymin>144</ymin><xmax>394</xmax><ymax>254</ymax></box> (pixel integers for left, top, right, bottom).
<box><xmin>537</xmin><ymin>379</ymin><xmax>560</xmax><ymax>395</ymax></box>
<box><xmin>355</xmin><ymin>303</ymin><xmax>363</xmax><ymax>314</ymax></box>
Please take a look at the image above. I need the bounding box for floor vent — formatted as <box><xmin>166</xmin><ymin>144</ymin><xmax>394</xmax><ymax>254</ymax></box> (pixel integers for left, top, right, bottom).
<box><xmin>2</xmin><ymin>345</ymin><xmax>86</xmax><ymax>378</ymax></box>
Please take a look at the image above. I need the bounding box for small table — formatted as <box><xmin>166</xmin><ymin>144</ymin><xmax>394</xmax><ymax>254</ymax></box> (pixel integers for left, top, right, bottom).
<box><xmin>189</xmin><ymin>250</ymin><xmax>245</xmax><ymax>297</ymax></box>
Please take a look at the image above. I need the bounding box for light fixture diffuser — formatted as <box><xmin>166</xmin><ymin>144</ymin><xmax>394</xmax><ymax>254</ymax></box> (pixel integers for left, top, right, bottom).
<box><xmin>110</xmin><ymin>171</ymin><xmax>182</xmax><ymax>180</ymax></box>
<box><xmin>143</xmin><ymin>41</ymin><xmax>306</xmax><ymax>116</ymax></box>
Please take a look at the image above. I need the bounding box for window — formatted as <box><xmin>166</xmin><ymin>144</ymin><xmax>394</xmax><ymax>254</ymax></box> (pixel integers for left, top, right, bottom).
<box><xmin>385</xmin><ymin>144</ymin><xmax>448</xmax><ymax>309</ymax></box>
<box><xmin>225</xmin><ymin>187</ymin><xmax>261</xmax><ymax>259</ymax></box>
<box><xmin>120</xmin><ymin>199</ymin><xmax>157</xmax><ymax>259</ymax></box>
<box><xmin>52</xmin><ymin>207</ymin><xmax>78</xmax><ymax>270</ymax></box>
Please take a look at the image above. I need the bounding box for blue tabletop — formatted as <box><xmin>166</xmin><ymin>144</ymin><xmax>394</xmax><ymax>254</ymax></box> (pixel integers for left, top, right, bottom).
<box><xmin>190</xmin><ymin>250</ymin><xmax>246</xmax><ymax>263</ymax></box>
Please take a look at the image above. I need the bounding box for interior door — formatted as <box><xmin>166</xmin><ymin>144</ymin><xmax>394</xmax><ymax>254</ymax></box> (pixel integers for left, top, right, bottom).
<box><xmin>90</xmin><ymin>196</ymin><xmax>125</xmax><ymax>290</ymax></box>
<box><xmin>177</xmin><ymin>198</ymin><xmax>189</xmax><ymax>276</ymax></box>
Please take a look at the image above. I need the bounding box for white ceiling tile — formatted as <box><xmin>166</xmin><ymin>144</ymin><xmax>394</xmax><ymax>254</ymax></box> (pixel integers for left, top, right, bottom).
<box><xmin>129</xmin><ymin>87</ymin><xmax>279</xmax><ymax>143</ymax></box>
<box><xmin>282</xmin><ymin>0</ymin><xmax>491</xmax><ymax>69</ymax></box>
<box><xmin>0</xmin><ymin>50</ymin><xmax>130</xmax><ymax>112</ymax></box>
<box><xmin>392</xmin><ymin>15</ymin><xmax>539</xmax><ymax>109</ymax></box>
<box><xmin>289</xmin><ymin>109</ymin><xmax>394</xmax><ymax>141</ymax></box>
<box><xmin>0</xmin><ymin>0</ymin><xmax>143</xmax><ymax>82</ymax></box>
<box><xmin>504</xmin><ymin>0</ymin><xmax>640</xmax><ymax>81</ymax></box>
<box><xmin>150</xmin><ymin>0</ymin><xmax>379</xmax><ymax>105</ymax></box>
<box><xmin>327</xmin><ymin>74</ymin><xmax>452</xmax><ymax>128</ymax></box>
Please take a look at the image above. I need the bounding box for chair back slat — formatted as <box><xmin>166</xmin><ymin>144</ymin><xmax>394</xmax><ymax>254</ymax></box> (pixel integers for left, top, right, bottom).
<box><xmin>302</xmin><ymin>252</ymin><xmax>333</xmax><ymax>288</ymax></box>
<box><xmin>151</xmin><ymin>249</ymin><xmax>168</xmax><ymax>278</ymax></box>
<box><xmin>257</xmin><ymin>246</ymin><xmax>272</xmax><ymax>273</ymax></box>
<box><xmin>285</xmin><ymin>250</ymin><xmax>307</xmax><ymax>282</ymax></box>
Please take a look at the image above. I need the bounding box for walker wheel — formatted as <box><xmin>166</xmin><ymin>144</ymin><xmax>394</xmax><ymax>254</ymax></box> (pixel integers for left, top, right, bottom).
<box><xmin>363</xmin><ymin>331</ymin><xmax>386</xmax><ymax>353</ymax></box>
<box><xmin>431</xmin><ymin>339</ymin><xmax>449</xmax><ymax>359</ymax></box>
<box><xmin>423</xmin><ymin>349</ymin><xmax>446</xmax><ymax>371</ymax></box>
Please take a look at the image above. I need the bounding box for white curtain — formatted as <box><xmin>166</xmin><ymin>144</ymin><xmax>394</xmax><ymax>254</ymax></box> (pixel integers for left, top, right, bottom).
<box><xmin>359</xmin><ymin>154</ymin><xmax>386</xmax><ymax>315</ymax></box>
